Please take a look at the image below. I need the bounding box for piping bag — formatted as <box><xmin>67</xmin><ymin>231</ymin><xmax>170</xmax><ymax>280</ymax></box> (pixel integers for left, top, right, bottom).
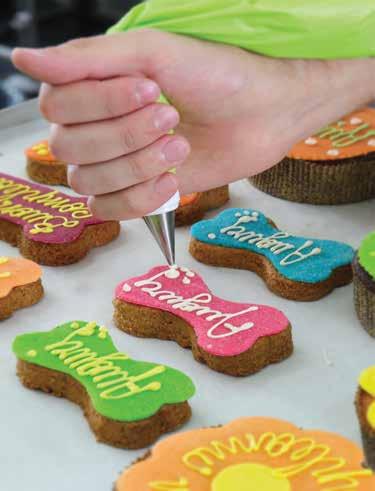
<box><xmin>108</xmin><ymin>0</ymin><xmax>375</xmax><ymax>264</ymax></box>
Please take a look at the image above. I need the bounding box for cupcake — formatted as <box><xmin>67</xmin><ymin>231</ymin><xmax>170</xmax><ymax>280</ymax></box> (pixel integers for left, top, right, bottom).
<box><xmin>250</xmin><ymin>107</ymin><xmax>375</xmax><ymax>205</ymax></box>
<box><xmin>353</xmin><ymin>232</ymin><xmax>375</xmax><ymax>337</ymax></box>
<box><xmin>356</xmin><ymin>366</ymin><xmax>375</xmax><ymax>471</ymax></box>
<box><xmin>26</xmin><ymin>140</ymin><xmax>68</xmax><ymax>186</ymax></box>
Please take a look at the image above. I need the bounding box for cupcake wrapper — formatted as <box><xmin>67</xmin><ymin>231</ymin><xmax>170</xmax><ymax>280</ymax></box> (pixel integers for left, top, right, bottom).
<box><xmin>360</xmin><ymin>426</ymin><xmax>375</xmax><ymax>471</ymax></box>
<box><xmin>354</xmin><ymin>272</ymin><xmax>375</xmax><ymax>337</ymax></box>
<box><xmin>250</xmin><ymin>155</ymin><xmax>375</xmax><ymax>205</ymax></box>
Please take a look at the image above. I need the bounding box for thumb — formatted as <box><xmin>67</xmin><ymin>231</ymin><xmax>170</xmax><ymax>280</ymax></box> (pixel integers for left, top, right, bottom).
<box><xmin>12</xmin><ymin>32</ymin><xmax>153</xmax><ymax>85</ymax></box>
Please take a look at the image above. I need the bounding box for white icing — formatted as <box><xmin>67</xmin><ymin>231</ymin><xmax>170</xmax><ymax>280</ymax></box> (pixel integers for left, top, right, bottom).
<box><xmin>134</xmin><ymin>269</ymin><xmax>258</xmax><ymax>339</ymax></box>
<box><xmin>123</xmin><ymin>284</ymin><xmax>132</xmax><ymax>293</ymax></box>
<box><xmin>208</xmin><ymin>233</ymin><xmax>217</xmax><ymax>240</ymax></box>
<box><xmin>186</xmin><ymin>271</ymin><xmax>195</xmax><ymax>278</ymax></box>
<box><xmin>183</xmin><ymin>277</ymin><xmax>191</xmax><ymax>285</ymax></box>
<box><xmin>305</xmin><ymin>137</ymin><xmax>317</xmax><ymax>145</ymax></box>
<box><xmin>165</xmin><ymin>268</ymin><xmax>180</xmax><ymax>279</ymax></box>
<box><xmin>368</xmin><ymin>139</ymin><xmax>375</xmax><ymax>147</ymax></box>
<box><xmin>350</xmin><ymin>117</ymin><xmax>363</xmax><ymax>125</ymax></box>
<box><xmin>220</xmin><ymin>214</ymin><xmax>321</xmax><ymax>267</ymax></box>
<box><xmin>327</xmin><ymin>149</ymin><xmax>340</xmax><ymax>157</ymax></box>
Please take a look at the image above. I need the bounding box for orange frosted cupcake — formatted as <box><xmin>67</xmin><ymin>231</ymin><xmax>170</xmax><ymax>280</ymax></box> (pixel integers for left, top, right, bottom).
<box><xmin>251</xmin><ymin>107</ymin><xmax>375</xmax><ymax>205</ymax></box>
<box><xmin>356</xmin><ymin>367</ymin><xmax>375</xmax><ymax>471</ymax></box>
<box><xmin>116</xmin><ymin>417</ymin><xmax>375</xmax><ymax>490</ymax></box>
<box><xmin>26</xmin><ymin>140</ymin><xmax>68</xmax><ymax>186</ymax></box>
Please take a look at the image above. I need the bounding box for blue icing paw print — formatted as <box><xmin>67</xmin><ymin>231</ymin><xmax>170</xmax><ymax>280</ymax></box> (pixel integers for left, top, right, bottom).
<box><xmin>191</xmin><ymin>208</ymin><xmax>354</xmax><ymax>283</ymax></box>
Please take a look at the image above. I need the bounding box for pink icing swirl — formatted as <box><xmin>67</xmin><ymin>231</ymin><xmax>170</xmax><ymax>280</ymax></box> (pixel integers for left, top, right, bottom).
<box><xmin>115</xmin><ymin>266</ymin><xmax>290</xmax><ymax>357</ymax></box>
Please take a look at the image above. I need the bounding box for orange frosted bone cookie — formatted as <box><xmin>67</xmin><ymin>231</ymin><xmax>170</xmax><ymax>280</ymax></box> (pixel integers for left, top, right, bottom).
<box><xmin>26</xmin><ymin>140</ymin><xmax>68</xmax><ymax>186</ymax></box>
<box><xmin>0</xmin><ymin>256</ymin><xmax>43</xmax><ymax>320</ymax></box>
<box><xmin>176</xmin><ymin>186</ymin><xmax>229</xmax><ymax>226</ymax></box>
<box><xmin>116</xmin><ymin>417</ymin><xmax>375</xmax><ymax>490</ymax></box>
<box><xmin>250</xmin><ymin>107</ymin><xmax>375</xmax><ymax>204</ymax></box>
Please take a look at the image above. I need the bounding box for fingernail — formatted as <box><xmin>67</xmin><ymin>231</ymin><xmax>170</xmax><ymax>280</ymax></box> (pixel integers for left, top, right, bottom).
<box><xmin>154</xmin><ymin>106</ymin><xmax>179</xmax><ymax>132</ymax></box>
<box><xmin>154</xmin><ymin>173</ymin><xmax>177</xmax><ymax>195</ymax></box>
<box><xmin>136</xmin><ymin>81</ymin><xmax>159</xmax><ymax>104</ymax></box>
<box><xmin>162</xmin><ymin>139</ymin><xmax>190</xmax><ymax>163</ymax></box>
<box><xmin>13</xmin><ymin>47</ymin><xmax>46</xmax><ymax>58</ymax></box>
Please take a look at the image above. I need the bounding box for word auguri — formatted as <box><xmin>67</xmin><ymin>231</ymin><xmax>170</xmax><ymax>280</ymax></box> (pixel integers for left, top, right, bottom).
<box><xmin>44</xmin><ymin>322</ymin><xmax>165</xmax><ymax>400</ymax></box>
<box><xmin>220</xmin><ymin>214</ymin><xmax>321</xmax><ymax>266</ymax></box>
<box><xmin>133</xmin><ymin>270</ymin><xmax>258</xmax><ymax>339</ymax></box>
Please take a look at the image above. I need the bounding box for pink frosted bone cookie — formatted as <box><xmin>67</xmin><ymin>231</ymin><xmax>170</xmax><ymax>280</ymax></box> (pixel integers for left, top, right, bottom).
<box><xmin>0</xmin><ymin>173</ymin><xmax>120</xmax><ymax>265</ymax></box>
<box><xmin>114</xmin><ymin>266</ymin><xmax>293</xmax><ymax>376</ymax></box>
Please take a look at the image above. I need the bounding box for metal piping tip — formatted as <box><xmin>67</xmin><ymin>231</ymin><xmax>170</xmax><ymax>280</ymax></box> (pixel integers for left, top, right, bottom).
<box><xmin>143</xmin><ymin>211</ymin><xmax>175</xmax><ymax>266</ymax></box>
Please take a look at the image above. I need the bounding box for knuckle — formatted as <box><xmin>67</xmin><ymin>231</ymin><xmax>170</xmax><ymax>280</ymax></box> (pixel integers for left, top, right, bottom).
<box><xmin>67</xmin><ymin>165</ymin><xmax>85</xmax><ymax>194</ymax></box>
<box><xmin>87</xmin><ymin>196</ymin><xmax>104</xmax><ymax>219</ymax></box>
<box><xmin>49</xmin><ymin>125</ymin><xmax>66</xmax><ymax>160</ymax></box>
<box><xmin>39</xmin><ymin>88</ymin><xmax>57</xmax><ymax>122</ymax></box>
<box><xmin>127</xmin><ymin>155</ymin><xmax>148</xmax><ymax>183</ymax></box>
<box><xmin>121</xmin><ymin>125</ymin><xmax>137</xmax><ymax>153</ymax></box>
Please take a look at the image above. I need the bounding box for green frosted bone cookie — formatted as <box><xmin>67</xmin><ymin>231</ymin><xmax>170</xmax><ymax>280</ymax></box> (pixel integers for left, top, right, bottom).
<box><xmin>13</xmin><ymin>321</ymin><xmax>196</xmax><ymax>422</ymax></box>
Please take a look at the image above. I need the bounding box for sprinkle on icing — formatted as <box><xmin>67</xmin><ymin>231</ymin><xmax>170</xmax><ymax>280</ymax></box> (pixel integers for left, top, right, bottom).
<box><xmin>117</xmin><ymin>418</ymin><xmax>375</xmax><ymax>491</ymax></box>
<box><xmin>368</xmin><ymin>139</ymin><xmax>375</xmax><ymax>147</ymax></box>
<box><xmin>12</xmin><ymin>321</ymin><xmax>195</xmax><ymax>421</ymax></box>
<box><xmin>116</xmin><ymin>266</ymin><xmax>290</xmax><ymax>357</ymax></box>
<box><xmin>27</xmin><ymin>141</ymin><xmax>58</xmax><ymax>163</ymax></box>
<box><xmin>359</xmin><ymin>366</ymin><xmax>375</xmax><ymax>429</ymax></box>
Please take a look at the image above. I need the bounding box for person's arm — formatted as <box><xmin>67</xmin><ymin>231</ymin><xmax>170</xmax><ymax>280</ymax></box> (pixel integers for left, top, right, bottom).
<box><xmin>12</xmin><ymin>30</ymin><xmax>375</xmax><ymax>220</ymax></box>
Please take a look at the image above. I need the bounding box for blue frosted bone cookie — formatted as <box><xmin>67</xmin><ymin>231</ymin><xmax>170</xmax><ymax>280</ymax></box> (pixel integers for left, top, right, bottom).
<box><xmin>189</xmin><ymin>208</ymin><xmax>354</xmax><ymax>301</ymax></box>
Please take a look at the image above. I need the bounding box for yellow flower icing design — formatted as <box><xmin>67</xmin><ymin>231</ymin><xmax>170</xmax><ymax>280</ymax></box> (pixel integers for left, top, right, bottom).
<box><xmin>359</xmin><ymin>367</ymin><xmax>375</xmax><ymax>428</ymax></box>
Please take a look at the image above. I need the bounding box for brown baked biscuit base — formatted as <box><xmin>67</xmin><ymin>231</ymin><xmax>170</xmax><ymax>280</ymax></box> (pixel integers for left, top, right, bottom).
<box><xmin>353</xmin><ymin>259</ymin><xmax>375</xmax><ymax>337</ymax></box>
<box><xmin>176</xmin><ymin>186</ymin><xmax>229</xmax><ymax>226</ymax></box>
<box><xmin>355</xmin><ymin>388</ymin><xmax>375</xmax><ymax>471</ymax></box>
<box><xmin>189</xmin><ymin>238</ymin><xmax>352</xmax><ymax>301</ymax></box>
<box><xmin>0</xmin><ymin>279</ymin><xmax>43</xmax><ymax>320</ymax></box>
<box><xmin>250</xmin><ymin>154</ymin><xmax>375</xmax><ymax>205</ymax></box>
<box><xmin>27</xmin><ymin>158</ymin><xmax>68</xmax><ymax>186</ymax></box>
<box><xmin>113</xmin><ymin>299</ymin><xmax>293</xmax><ymax>377</ymax></box>
<box><xmin>0</xmin><ymin>219</ymin><xmax>120</xmax><ymax>266</ymax></box>
<box><xmin>16</xmin><ymin>359</ymin><xmax>192</xmax><ymax>449</ymax></box>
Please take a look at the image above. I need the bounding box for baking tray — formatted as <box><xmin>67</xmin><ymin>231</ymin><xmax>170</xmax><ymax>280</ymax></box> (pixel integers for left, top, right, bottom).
<box><xmin>0</xmin><ymin>100</ymin><xmax>374</xmax><ymax>490</ymax></box>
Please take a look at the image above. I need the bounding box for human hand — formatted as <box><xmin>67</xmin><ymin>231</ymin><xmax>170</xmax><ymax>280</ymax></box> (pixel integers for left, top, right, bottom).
<box><xmin>12</xmin><ymin>30</ymin><xmax>375</xmax><ymax>220</ymax></box>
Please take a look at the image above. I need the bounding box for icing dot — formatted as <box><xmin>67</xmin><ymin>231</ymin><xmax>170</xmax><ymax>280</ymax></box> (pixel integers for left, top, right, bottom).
<box><xmin>183</xmin><ymin>277</ymin><xmax>191</xmax><ymax>285</ymax></box>
<box><xmin>37</xmin><ymin>149</ymin><xmax>49</xmax><ymax>156</ymax></box>
<box><xmin>98</xmin><ymin>326</ymin><xmax>108</xmax><ymax>339</ymax></box>
<box><xmin>350</xmin><ymin>117</ymin><xmax>363</xmax><ymax>125</ymax></box>
<box><xmin>305</xmin><ymin>137</ymin><xmax>317</xmax><ymax>145</ymax></box>
<box><xmin>327</xmin><ymin>149</ymin><xmax>340</xmax><ymax>157</ymax></box>
<box><xmin>243</xmin><ymin>210</ymin><xmax>251</xmax><ymax>215</ymax></box>
<box><xmin>165</xmin><ymin>268</ymin><xmax>180</xmax><ymax>279</ymax></box>
<box><xmin>180</xmin><ymin>267</ymin><xmax>189</xmax><ymax>272</ymax></box>
<box><xmin>235</xmin><ymin>212</ymin><xmax>242</xmax><ymax>217</ymax></box>
<box><xmin>27</xmin><ymin>350</ymin><xmax>37</xmax><ymax>357</ymax></box>
<box><xmin>0</xmin><ymin>257</ymin><xmax>9</xmax><ymax>265</ymax></box>
<box><xmin>0</xmin><ymin>272</ymin><xmax>11</xmax><ymax>279</ymax></box>
<box><xmin>122</xmin><ymin>284</ymin><xmax>132</xmax><ymax>293</ymax></box>
<box><xmin>208</xmin><ymin>233</ymin><xmax>216</xmax><ymax>240</ymax></box>
<box><xmin>186</xmin><ymin>271</ymin><xmax>195</xmax><ymax>278</ymax></box>
<box><xmin>368</xmin><ymin>139</ymin><xmax>375</xmax><ymax>147</ymax></box>
<box><xmin>370</xmin><ymin>251</ymin><xmax>375</xmax><ymax>257</ymax></box>
<box><xmin>70</xmin><ymin>322</ymin><xmax>80</xmax><ymax>329</ymax></box>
